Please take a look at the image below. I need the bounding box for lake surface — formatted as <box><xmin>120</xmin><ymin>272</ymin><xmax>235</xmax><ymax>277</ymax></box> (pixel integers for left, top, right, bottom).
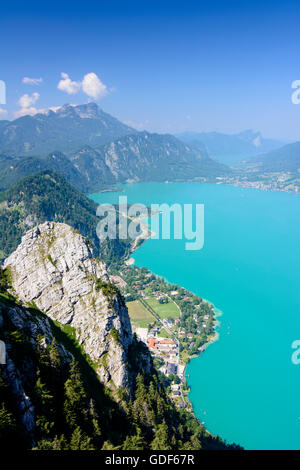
<box><xmin>90</xmin><ymin>182</ymin><xmax>300</xmax><ymax>450</ymax></box>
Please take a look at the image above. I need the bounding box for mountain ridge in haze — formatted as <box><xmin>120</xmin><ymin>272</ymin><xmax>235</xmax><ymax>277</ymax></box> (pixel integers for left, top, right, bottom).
<box><xmin>0</xmin><ymin>103</ymin><xmax>136</xmax><ymax>156</ymax></box>
<box><xmin>0</xmin><ymin>104</ymin><xmax>232</xmax><ymax>192</ymax></box>
<box><xmin>249</xmin><ymin>140</ymin><xmax>300</xmax><ymax>172</ymax></box>
<box><xmin>176</xmin><ymin>130</ymin><xmax>285</xmax><ymax>165</ymax></box>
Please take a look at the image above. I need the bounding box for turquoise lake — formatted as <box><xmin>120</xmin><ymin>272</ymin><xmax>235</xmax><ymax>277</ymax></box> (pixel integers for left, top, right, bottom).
<box><xmin>90</xmin><ymin>182</ymin><xmax>300</xmax><ymax>450</ymax></box>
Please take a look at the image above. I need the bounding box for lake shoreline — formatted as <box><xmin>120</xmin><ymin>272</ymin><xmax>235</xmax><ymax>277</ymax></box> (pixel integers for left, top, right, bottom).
<box><xmin>90</xmin><ymin>181</ymin><xmax>300</xmax><ymax>449</ymax></box>
<box><xmin>118</xmin><ymin>204</ymin><xmax>223</xmax><ymax>417</ymax></box>
<box><xmin>127</xmin><ymin>234</ymin><xmax>222</xmax><ymax>418</ymax></box>
<box><xmin>94</xmin><ymin>178</ymin><xmax>300</xmax><ymax>197</ymax></box>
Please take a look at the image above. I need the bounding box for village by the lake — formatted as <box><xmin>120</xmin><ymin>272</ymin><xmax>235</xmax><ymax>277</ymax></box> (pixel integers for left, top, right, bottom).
<box><xmin>109</xmin><ymin>264</ymin><xmax>217</xmax><ymax>411</ymax></box>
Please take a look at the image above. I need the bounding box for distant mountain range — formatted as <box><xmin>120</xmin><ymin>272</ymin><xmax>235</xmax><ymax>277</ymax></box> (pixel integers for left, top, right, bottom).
<box><xmin>0</xmin><ymin>103</ymin><xmax>136</xmax><ymax>155</ymax></box>
<box><xmin>0</xmin><ymin>104</ymin><xmax>231</xmax><ymax>192</ymax></box>
<box><xmin>176</xmin><ymin>130</ymin><xmax>284</xmax><ymax>165</ymax></box>
<box><xmin>68</xmin><ymin>131</ymin><xmax>230</xmax><ymax>188</ymax></box>
<box><xmin>1</xmin><ymin>103</ymin><xmax>296</xmax><ymax>194</ymax></box>
<box><xmin>249</xmin><ymin>141</ymin><xmax>300</xmax><ymax>173</ymax></box>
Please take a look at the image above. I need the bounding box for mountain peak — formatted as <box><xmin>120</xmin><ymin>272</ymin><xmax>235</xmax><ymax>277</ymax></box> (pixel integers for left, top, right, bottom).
<box><xmin>0</xmin><ymin>103</ymin><xmax>135</xmax><ymax>155</ymax></box>
<box><xmin>56</xmin><ymin>102</ymin><xmax>102</xmax><ymax>119</ymax></box>
<box><xmin>4</xmin><ymin>221</ymin><xmax>143</xmax><ymax>390</ymax></box>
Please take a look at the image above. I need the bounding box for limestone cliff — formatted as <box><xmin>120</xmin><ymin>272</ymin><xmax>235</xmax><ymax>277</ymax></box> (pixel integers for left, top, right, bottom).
<box><xmin>4</xmin><ymin>222</ymin><xmax>146</xmax><ymax>391</ymax></box>
<box><xmin>0</xmin><ymin>299</ymin><xmax>72</xmax><ymax>439</ymax></box>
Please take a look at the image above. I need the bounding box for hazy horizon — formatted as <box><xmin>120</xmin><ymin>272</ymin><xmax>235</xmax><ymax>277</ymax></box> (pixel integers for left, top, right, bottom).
<box><xmin>0</xmin><ymin>101</ymin><xmax>294</xmax><ymax>144</ymax></box>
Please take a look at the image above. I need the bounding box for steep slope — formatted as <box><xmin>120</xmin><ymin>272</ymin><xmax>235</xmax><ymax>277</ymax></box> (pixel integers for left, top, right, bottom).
<box><xmin>67</xmin><ymin>145</ymin><xmax>116</xmax><ymax>189</ymax></box>
<box><xmin>0</xmin><ymin>134</ymin><xmax>230</xmax><ymax>193</ymax></box>
<box><xmin>0</xmin><ymin>229</ymin><xmax>239</xmax><ymax>450</ymax></box>
<box><xmin>0</xmin><ymin>103</ymin><xmax>135</xmax><ymax>156</ymax></box>
<box><xmin>0</xmin><ymin>279</ymin><xmax>164</xmax><ymax>450</ymax></box>
<box><xmin>0</xmin><ymin>170</ymin><xmax>131</xmax><ymax>263</ymax></box>
<box><xmin>176</xmin><ymin>130</ymin><xmax>284</xmax><ymax>165</ymax></box>
<box><xmin>0</xmin><ymin>152</ymin><xmax>88</xmax><ymax>192</ymax></box>
<box><xmin>3</xmin><ymin>222</ymin><xmax>148</xmax><ymax>390</ymax></box>
<box><xmin>249</xmin><ymin>141</ymin><xmax>300</xmax><ymax>173</ymax></box>
<box><xmin>69</xmin><ymin>131</ymin><xmax>231</xmax><ymax>184</ymax></box>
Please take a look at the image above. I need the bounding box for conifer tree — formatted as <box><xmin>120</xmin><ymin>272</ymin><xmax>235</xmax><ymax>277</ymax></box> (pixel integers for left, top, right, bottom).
<box><xmin>151</xmin><ymin>422</ymin><xmax>172</xmax><ymax>450</ymax></box>
<box><xmin>122</xmin><ymin>428</ymin><xmax>146</xmax><ymax>450</ymax></box>
<box><xmin>64</xmin><ymin>360</ymin><xmax>89</xmax><ymax>430</ymax></box>
<box><xmin>70</xmin><ymin>426</ymin><xmax>95</xmax><ymax>450</ymax></box>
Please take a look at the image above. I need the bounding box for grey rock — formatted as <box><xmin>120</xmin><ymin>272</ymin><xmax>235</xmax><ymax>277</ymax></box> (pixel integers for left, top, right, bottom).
<box><xmin>4</xmin><ymin>222</ymin><xmax>135</xmax><ymax>390</ymax></box>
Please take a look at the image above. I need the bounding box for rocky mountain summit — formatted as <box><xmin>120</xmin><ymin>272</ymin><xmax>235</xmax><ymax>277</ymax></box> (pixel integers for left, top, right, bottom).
<box><xmin>176</xmin><ymin>130</ymin><xmax>284</xmax><ymax>165</ymax></box>
<box><xmin>0</xmin><ymin>103</ymin><xmax>135</xmax><ymax>155</ymax></box>
<box><xmin>4</xmin><ymin>221</ymin><xmax>149</xmax><ymax>391</ymax></box>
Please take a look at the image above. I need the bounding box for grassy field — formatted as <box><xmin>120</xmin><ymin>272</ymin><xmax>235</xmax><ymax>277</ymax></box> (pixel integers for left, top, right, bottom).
<box><xmin>145</xmin><ymin>297</ymin><xmax>179</xmax><ymax>319</ymax></box>
<box><xmin>126</xmin><ymin>300</ymin><xmax>155</xmax><ymax>328</ymax></box>
<box><xmin>157</xmin><ymin>328</ymin><xmax>172</xmax><ymax>339</ymax></box>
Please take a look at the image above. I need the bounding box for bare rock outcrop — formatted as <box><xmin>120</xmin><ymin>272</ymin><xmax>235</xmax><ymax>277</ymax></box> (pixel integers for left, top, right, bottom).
<box><xmin>0</xmin><ymin>301</ymin><xmax>72</xmax><ymax>439</ymax></box>
<box><xmin>4</xmin><ymin>222</ymin><xmax>136</xmax><ymax>390</ymax></box>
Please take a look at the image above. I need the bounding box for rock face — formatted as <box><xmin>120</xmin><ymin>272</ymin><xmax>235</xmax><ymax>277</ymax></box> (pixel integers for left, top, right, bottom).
<box><xmin>0</xmin><ymin>300</ymin><xmax>72</xmax><ymax>439</ymax></box>
<box><xmin>4</xmin><ymin>222</ymin><xmax>135</xmax><ymax>390</ymax></box>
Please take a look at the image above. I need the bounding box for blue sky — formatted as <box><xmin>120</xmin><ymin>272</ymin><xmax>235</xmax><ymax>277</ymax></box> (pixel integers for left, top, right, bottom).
<box><xmin>1</xmin><ymin>0</ymin><xmax>300</xmax><ymax>140</ymax></box>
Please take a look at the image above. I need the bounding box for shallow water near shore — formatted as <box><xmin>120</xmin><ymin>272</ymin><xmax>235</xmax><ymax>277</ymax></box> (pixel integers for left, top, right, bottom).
<box><xmin>90</xmin><ymin>182</ymin><xmax>300</xmax><ymax>450</ymax></box>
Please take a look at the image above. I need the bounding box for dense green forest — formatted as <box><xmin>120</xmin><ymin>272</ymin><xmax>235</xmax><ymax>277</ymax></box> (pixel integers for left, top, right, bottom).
<box><xmin>0</xmin><ymin>170</ymin><xmax>131</xmax><ymax>265</ymax></box>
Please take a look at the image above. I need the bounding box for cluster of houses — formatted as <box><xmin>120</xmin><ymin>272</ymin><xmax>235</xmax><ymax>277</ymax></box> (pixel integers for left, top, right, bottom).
<box><xmin>135</xmin><ymin>328</ymin><xmax>178</xmax><ymax>363</ymax></box>
<box><xmin>193</xmin><ymin>313</ymin><xmax>210</xmax><ymax>325</ymax></box>
<box><xmin>133</xmin><ymin>322</ymin><xmax>194</xmax><ymax>410</ymax></box>
<box><xmin>131</xmin><ymin>279</ymin><xmax>150</xmax><ymax>291</ymax></box>
<box><xmin>146</xmin><ymin>332</ymin><xmax>186</xmax><ymax>407</ymax></box>
<box><xmin>150</xmin><ymin>292</ymin><xmax>171</xmax><ymax>304</ymax></box>
<box><xmin>162</xmin><ymin>318</ymin><xmax>174</xmax><ymax>329</ymax></box>
<box><xmin>147</xmin><ymin>337</ymin><xmax>177</xmax><ymax>353</ymax></box>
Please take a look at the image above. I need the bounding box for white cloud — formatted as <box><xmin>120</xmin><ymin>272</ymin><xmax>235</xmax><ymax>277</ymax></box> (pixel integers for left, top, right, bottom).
<box><xmin>22</xmin><ymin>77</ymin><xmax>43</xmax><ymax>85</ymax></box>
<box><xmin>82</xmin><ymin>72</ymin><xmax>108</xmax><ymax>100</ymax></box>
<box><xmin>15</xmin><ymin>92</ymin><xmax>42</xmax><ymax>118</ymax></box>
<box><xmin>57</xmin><ymin>72</ymin><xmax>109</xmax><ymax>100</ymax></box>
<box><xmin>18</xmin><ymin>92</ymin><xmax>40</xmax><ymax>108</ymax></box>
<box><xmin>57</xmin><ymin>72</ymin><xmax>81</xmax><ymax>95</ymax></box>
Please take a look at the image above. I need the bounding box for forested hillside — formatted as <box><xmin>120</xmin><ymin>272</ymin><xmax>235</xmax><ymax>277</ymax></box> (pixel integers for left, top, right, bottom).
<box><xmin>0</xmin><ymin>264</ymin><xmax>238</xmax><ymax>450</ymax></box>
<box><xmin>0</xmin><ymin>171</ymin><xmax>131</xmax><ymax>264</ymax></box>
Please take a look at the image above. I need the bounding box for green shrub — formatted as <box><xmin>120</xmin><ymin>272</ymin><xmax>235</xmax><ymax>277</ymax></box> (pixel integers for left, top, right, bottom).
<box><xmin>110</xmin><ymin>327</ymin><xmax>120</xmax><ymax>344</ymax></box>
